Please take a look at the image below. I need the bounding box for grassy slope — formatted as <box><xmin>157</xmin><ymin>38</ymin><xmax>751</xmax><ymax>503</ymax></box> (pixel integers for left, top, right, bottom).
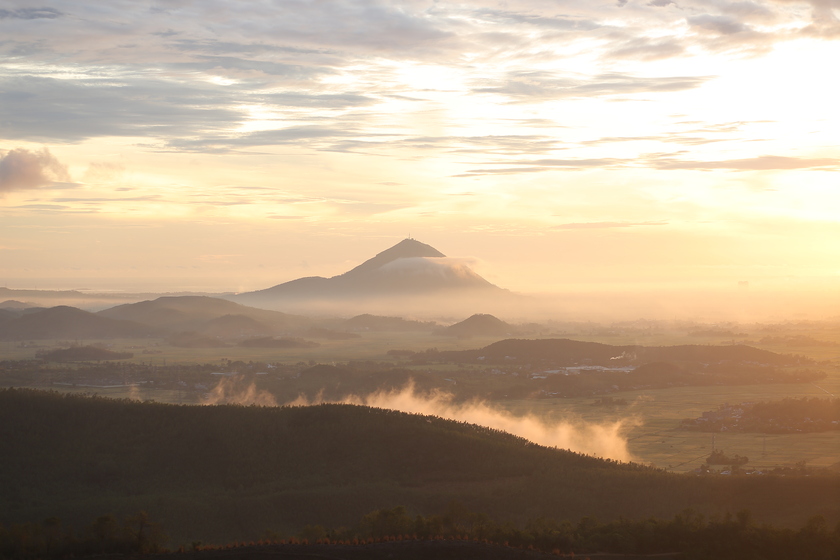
<box><xmin>1</xmin><ymin>389</ymin><xmax>838</xmax><ymax>545</ymax></box>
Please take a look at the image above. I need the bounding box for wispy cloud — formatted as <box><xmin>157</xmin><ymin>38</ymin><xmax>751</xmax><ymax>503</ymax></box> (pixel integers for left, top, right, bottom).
<box><xmin>649</xmin><ymin>155</ymin><xmax>840</xmax><ymax>171</ymax></box>
<box><xmin>474</xmin><ymin>71</ymin><xmax>710</xmax><ymax>101</ymax></box>
<box><xmin>0</xmin><ymin>7</ymin><xmax>63</xmax><ymax>19</ymax></box>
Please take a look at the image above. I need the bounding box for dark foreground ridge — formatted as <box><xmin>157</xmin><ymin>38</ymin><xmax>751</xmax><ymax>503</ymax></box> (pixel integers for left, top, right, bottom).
<box><xmin>1</xmin><ymin>389</ymin><xmax>838</xmax><ymax>547</ymax></box>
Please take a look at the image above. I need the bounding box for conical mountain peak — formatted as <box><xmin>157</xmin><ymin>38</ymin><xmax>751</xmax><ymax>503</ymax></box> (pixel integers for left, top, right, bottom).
<box><xmin>340</xmin><ymin>238</ymin><xmax>445</xmax><ymax>277</ymax></box>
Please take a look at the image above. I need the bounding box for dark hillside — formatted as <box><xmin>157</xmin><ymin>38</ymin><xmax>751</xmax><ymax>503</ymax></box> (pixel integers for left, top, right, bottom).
<box><xmin>0</xmin><ymin>306</ymin><xmax>161</xmax><ymax>340</ymax></box>
<box><xmin>0</xmin><ymin>389</ymin><xmax>837</xmax><ymax>545</ymax></box>
<box><xmin>99</xmin><ymin>296</ymin><xmax>309</xmax><ymax>333</ymax></box>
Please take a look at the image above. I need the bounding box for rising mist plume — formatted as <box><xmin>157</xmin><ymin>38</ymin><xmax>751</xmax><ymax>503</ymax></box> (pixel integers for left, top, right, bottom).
<box><xmin>207</xmin><ymin>376</ymin><xmax>636</xmax><ymax>461</ymax></box>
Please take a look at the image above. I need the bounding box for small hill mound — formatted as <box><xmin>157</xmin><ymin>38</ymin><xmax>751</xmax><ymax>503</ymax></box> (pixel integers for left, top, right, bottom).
<box><xmin>440</xmin><ymin>314</ymin><xmax>514</xmax><ymax>338</ymax></box>
<box><xmin>0</xmin><ymin>300</ymin><xmax>36</xmax><ymax>310</ymax></box>
<box><xmin>38</xmin><ymin>345</ymin><xmax>134</xmax><ymax>362</ymax></box>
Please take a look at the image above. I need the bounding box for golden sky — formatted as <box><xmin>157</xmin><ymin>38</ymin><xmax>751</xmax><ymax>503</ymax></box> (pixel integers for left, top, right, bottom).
<box><xmin>1</xmin><ymin>0</ymin><xmax>838</xmax><ymax>314</ymax></box>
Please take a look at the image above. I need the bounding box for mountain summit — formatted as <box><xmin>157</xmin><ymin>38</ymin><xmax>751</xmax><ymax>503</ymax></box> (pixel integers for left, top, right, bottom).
<box><xmin>231</xmin><ymin>238</ymin><xmax>503</xmax><ymax>310</ymax></box>
<box><xmin>341</xmin><ymin>238</ymin><xmax>444</xmax><ymax>277</ymax></box>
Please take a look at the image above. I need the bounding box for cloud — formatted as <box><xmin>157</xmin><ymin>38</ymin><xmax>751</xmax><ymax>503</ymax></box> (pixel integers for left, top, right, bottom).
<box><xmin>474</xmin><ymin>71</ymin><xmax>710</xmax><ymax>101</ymax></box>
<box><xmin>649</xmin><ymin>154</ymin><xmax>840</xmax><ymax>170</ymax></box>
<box><xmin>263</xmin><ymin>92</ymin><xmax>378</xmax><ymax>108</ymax></box>
<box><xmin>0</xmin><ymin>7</ymin><xmax>63</xmax><ymax>19</ymax></box>
<box><xmin>687</xmin><ymin>14</ymin><xmax>751</xmax><ymax>34</ymax></box>
<box><xmin>0</xmin><ymin>147</ymin><xmax>70</xmax><ymax>193</ymax></box>
<box><xmin>0</xmin><ymin>75</ymin><xmax>245</xmax><ymax>143</ymax></box>
<box><xmin>455</xmin><ymin>157</ymin><xmax>627</xmax><ymax>176</ymax></box>
<box><xmin>607</xmin><ymin>37</ymin><xmax>686</xmax><ymax>61</ymax></box>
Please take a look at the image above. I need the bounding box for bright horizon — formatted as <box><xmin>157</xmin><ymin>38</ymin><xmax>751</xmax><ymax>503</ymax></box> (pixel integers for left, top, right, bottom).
<box><xmin>1</xmin><ymin>1</ymin><xmax>839</xmax><ymax>319</ymax></box>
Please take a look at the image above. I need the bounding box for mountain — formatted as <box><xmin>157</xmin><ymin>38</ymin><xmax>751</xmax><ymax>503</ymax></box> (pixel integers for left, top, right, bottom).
<box><xmin>231</xmin><ymin>238</ymin><xmax>505</xmax><ymax>310</ymax></box>
<box><xmin>98</xmin><ymin>295</ymin><xmax>310</xmax><ymax>334</ymax></box>
<box><xmin>0</xmin><ymin>306</ymin><xmax>161</xmax><ymax>340</ymax></box>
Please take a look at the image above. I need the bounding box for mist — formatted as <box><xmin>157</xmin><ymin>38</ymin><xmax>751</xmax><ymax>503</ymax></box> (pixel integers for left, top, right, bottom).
<box><xmin>204</xmin><ymin>376</ymin><xmax>279</xmax><ymax>407</ymax></box>
<box><xmin>203</xmin><ymin>376</ymin><xmax>634</xmax><ymax>460</ymax></box>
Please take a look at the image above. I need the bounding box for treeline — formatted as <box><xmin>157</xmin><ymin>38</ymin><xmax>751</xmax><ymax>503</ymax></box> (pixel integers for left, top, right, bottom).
<box><xmin>290</xmin><ymin>505</ymin><xmax>839</xmax><ymax>560</ymax></box>
<box><xmin>4</xmin><ymin>506</ymin><xmax>837</xmax><ymax>560</ymax></box>
<box><xmin>0</xmin><ymin>511</ymin><xmax>165</xmax><ymax>559</ymax></box>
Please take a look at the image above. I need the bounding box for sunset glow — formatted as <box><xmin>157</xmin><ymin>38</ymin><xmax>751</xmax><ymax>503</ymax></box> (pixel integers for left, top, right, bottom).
<box><xmin>1</xmin><ymin>0</ymin><xmax>838</xmax><ymax>318</ymax></box>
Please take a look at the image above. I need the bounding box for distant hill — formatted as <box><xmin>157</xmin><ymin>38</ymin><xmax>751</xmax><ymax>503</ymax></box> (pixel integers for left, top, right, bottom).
<box><xmin>0</xmin><ymin>300</ymin><xmax>36</xmax><ymax>310</ymax></box>
<box><xmin>433</xmin><ymin>338</ymin><xmax>805</xmax><ymax>367</ymax></box>
<box><xmin>38</xmin><ymin>345</ymin><xmax>134</xmax><ymax>362</ymax></box>
<box><xmin>0</xmin><ymin>306</ymin><xmax>161</xmax><ymax>341</ymax></box>
<box><xmin>1</xmin><ymin>389</ymin><xmax>836</xmax><ymax>545</ymax></box>
<box><xmin>439</xmin><ymin>313</ymin><xmax>515</xmax><ymax>338</ymax></box>
<box><xmin>231</xmin><ymin>239</ymin><xmax>506</xmax><ymax>309</ymax></box>
<box><xmin>99</xmin><ymin>296</ymin><xmax>310</xmax><ymax>334</ymax></box>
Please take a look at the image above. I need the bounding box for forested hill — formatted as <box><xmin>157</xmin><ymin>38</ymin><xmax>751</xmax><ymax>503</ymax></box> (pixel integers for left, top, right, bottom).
<box><xmin>1</xmin><ymin>389</ymin><xmax>837</xmax><ymax>546</ymax></box>
<box><xmin>430</xmin><ymin>338</ymin><xmax>805</xmax><ymax>366</ymax></box>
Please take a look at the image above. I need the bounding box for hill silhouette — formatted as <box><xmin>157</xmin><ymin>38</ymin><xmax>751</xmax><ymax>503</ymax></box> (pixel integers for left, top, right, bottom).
<box><xmin>0</xmin><ymin>306</ymin><xmax>161</xmax><ymax>340</ymax></box>
<box><xmin>38</xmin><ymin>345</ymin><xmax>134</xmax><ymax>362</ymax></box>
<box><xmin>99</xmin><ymin>296</ymin><xmax>309</xmax><ymax>334</ymax></box>
<box><xmin>0</xmin><ymin>300</ymin><xmax>36</xmax><ymax>310</ymax></box>
<box><xmin>1</xmin><ymin>389</ymin><xmax>836</xmax><ymax>546</ymax></box>
<box><xmin>232</xmin><ymin>239</ymin><xmax>504</xmax><ymax>309</ymax></box>
<box><xmin>434</xmin><ymin>338</ymin><xmax>805</xmax><ymax>367</ymax></box>
<box><xmin>439</xmin><ymin>314</ymin><xmax>514</xmax><ymax>338</ymax></box>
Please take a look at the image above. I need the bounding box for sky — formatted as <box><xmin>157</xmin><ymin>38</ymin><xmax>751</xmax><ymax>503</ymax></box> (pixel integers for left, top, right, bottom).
<box><xmin>1</xmin><ymin>0</ymin><xmax>839</xmax><ymax>317</ymax></box>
